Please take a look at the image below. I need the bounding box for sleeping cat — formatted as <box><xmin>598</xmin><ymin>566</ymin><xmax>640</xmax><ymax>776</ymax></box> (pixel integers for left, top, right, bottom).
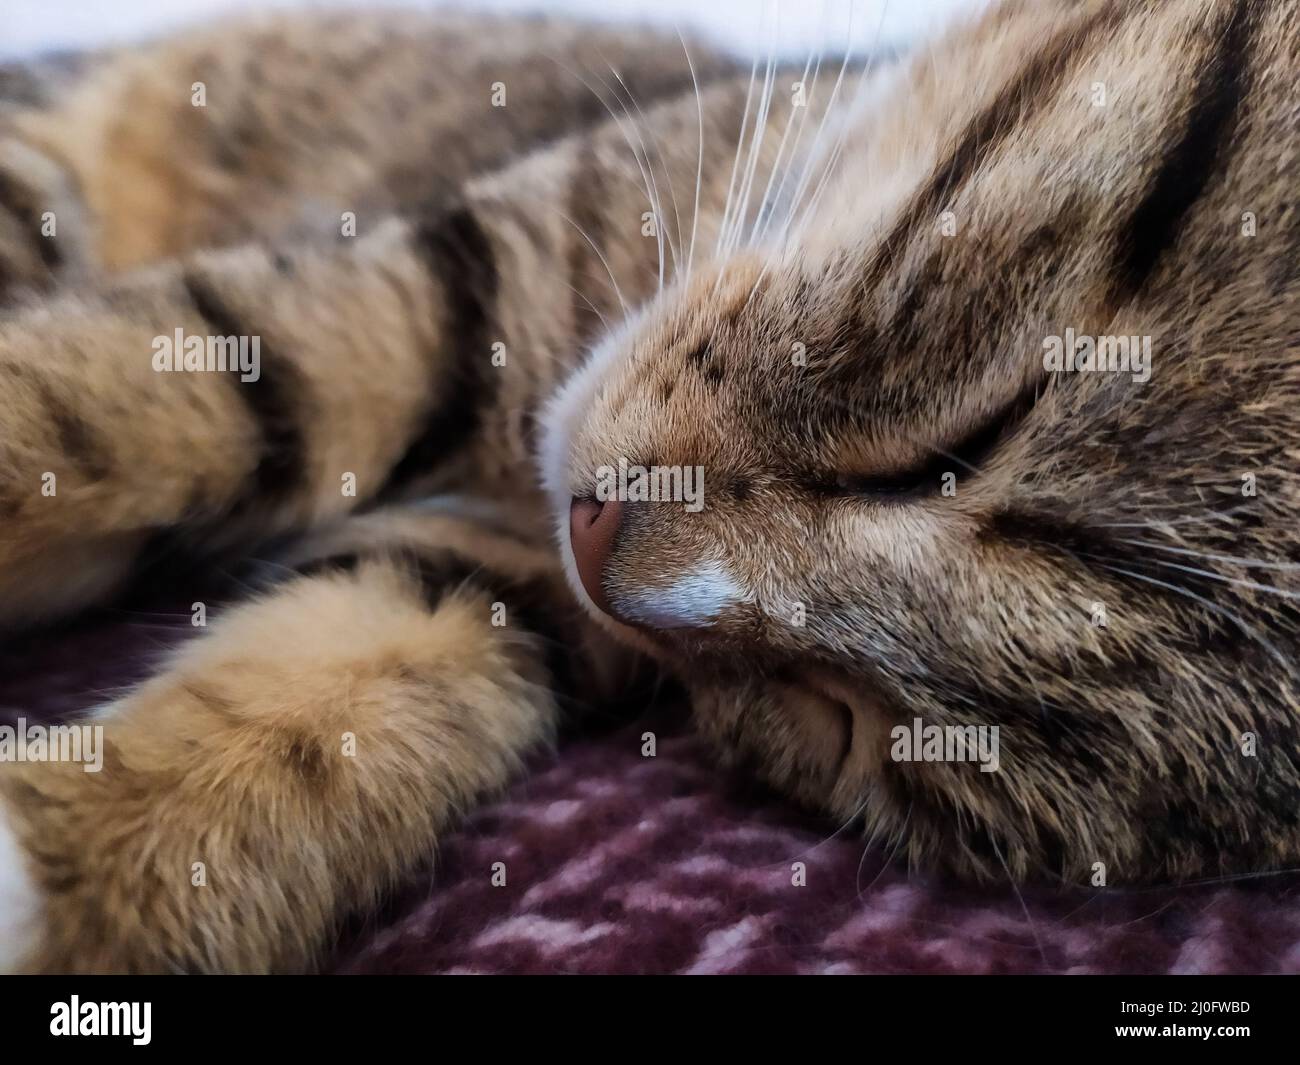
<box><xmin>0</xmin><ymin>0</ymin><xmax>1296</xmax><ymax>972</ymax></box>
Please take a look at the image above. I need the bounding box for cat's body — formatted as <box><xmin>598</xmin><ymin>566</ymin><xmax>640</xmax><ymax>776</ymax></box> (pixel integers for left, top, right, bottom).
<box><xmin>0</xmin><ymin>0</ymin><xmax>1296</xmax><ymax>972</ymax></box>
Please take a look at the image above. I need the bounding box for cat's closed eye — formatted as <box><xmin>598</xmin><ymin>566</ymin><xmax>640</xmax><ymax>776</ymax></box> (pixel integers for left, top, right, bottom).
<box><xmin>822</xmin><ymin>377</ymin><xmax>1043</xmax><ymax>501</ymax></box>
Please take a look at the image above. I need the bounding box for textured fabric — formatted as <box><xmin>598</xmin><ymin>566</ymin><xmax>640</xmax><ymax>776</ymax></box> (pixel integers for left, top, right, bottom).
<box><xmin>3</xmin><ymin>599</ymin><xmax>1298</xmax><ymax>974</ymax></box>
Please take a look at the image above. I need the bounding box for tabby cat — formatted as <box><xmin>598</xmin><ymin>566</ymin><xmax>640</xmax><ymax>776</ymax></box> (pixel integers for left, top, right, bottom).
<box><xmin>0</xmin><ymin>0</ymin><xmax>1296</xmax><ymax>972</ymax></box>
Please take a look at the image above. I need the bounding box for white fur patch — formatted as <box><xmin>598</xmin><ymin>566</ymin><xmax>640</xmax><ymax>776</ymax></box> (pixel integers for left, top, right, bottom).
<box><xmin>536</xmin><ymin>317</ymin><xmax>645</xmax><ymax>621</ymax></box>
<box><xmin>621</xmin><ymin>561</ymin><xmax>746</xmax><ymax>630</ymax></box>
<box><xmin>537</xmin><ymin>328</ymin><xmax>750</xmax><ymax>630</ymax></box>
<box><xmin>406</xmin><ymin>493</ymin><xmax>518</xmax><ymax>531</ymax></box>
<box><xmin>0</xmin><ymin>802</ymin><xmax>40</xmax><ymax>972</ymax></box>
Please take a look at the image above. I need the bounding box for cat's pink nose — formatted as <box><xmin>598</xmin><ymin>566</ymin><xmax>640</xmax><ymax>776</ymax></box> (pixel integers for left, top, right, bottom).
<box><xmin>569</xmin><ymin>497</ymin><xmax>623</xmax><ymax>616</ymax></box>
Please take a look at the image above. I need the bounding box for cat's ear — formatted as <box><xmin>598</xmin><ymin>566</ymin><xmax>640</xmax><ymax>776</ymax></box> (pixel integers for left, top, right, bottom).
<box><xmin>0</xmin><ymin>136</ymin><xmax>95</xmax><ymax>304</ymax></box>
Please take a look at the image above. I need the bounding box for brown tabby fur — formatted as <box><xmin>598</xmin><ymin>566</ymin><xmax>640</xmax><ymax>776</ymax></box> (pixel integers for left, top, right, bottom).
<box><xmin>0</xmin><ymin>0</ymin><xmax>1296</xmax><ymax>971</ymax></box>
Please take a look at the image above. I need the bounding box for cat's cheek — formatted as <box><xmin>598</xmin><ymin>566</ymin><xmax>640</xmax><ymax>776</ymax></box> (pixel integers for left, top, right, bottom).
<box><xmin>0</xmin><ymin>801</ymin><xmax>42</xmax><ymax>973</ymax></box>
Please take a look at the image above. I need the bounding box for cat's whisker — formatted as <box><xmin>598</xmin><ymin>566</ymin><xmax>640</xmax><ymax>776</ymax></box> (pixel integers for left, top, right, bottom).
<box><xmin>778</xmin><ymin>788</ymin><xmax>872</xmax><ymax>869</ymax></box>
<box><xmin>858</xmin><ymin>798</ymin><xmax>911</xmax><ymax>899</ymax></box>
<box><xmin>1092</xmin><ymin>561</ymin><xmax>1288</xmax><ymax>668</ymax></box>
<box><xmin>541</xmin><ymin>52</ymin><xmax>666</xmax><ymax>286</ymax></box>
<box><xmin>756</xmin><ymin>2</ymin><xmax>855</xmax><ymax>249</ymax></box>
<box><xmin>927</xmin><ymin>444</ymin><xmax>987</xmax><ymax>479</ymax></box>
<box><xmin>1095</xmin><ymin>503</ymin><xmax>1267</xmax><ymax>529</ymax></box>
<box><xmin>733</xmin><ymin>19</ymin><xmax>853</xmax><ymax>315</ymax></box>
<box><xmin>556</xmin><ymin>211</ymin><xmax>629</xmax><ymax>315</ymax></box>
<box><xmin>1116</xmin><ymin>538</ymin><xmax>1300</xmax><ymax>572</ymax></box>
<box><xmin>563</xmin><ymin>281</ymin><xmax>613</xmax><ymax>337</ymax></box>
<box><xmin>745</xmin><ymin>13</ymin><xmax>826</xmax><ymax>249</ymax></box>
<box><xmin>781</xmin><ymin>0</ymin><xmax>892</xmax><ymax>247</ymax></box>
<box><xmin>101</xmin><ymin>607</ymin><xmax>198</xmax><ymax>620</ymax></box>
<box><xmin>785</xmin><ymin>84</ymin><xmax>856</xmax><ymax>241</ymax></box>
<box><xmin>595</xmin><ymin>53</ymin><xmax>684</xmax><ymax>284</ymax></box>
<box><xmin>722</xmin><ymin>11</ymin><xmax>779</xmax><ymax>259</ymax></box>
<box><xmin>740</xmin><ymin>56</ymin><xmax>779</xmax><ymax>252</ymax></box>
<box><xmin>676</xmin><ymin>26</ymin><xmax>706</xmax><ymax>281</ymax></box>
<box><xmin>859</xmin><ymin>803</ymin><xmax>891</xmax><ymax>861</ymax></box>
<box><xmin>1115</xmin><ymin>556</ymin><xmax>1300</xmax><ymax>602</ymax></box>
<box><xmin>989</xmin><ymin>833</ymin><xmax>1050</xmax><ymax>969</ymax></box>
<box><xmin>587</xmin><ymin>63</ymin><xmax>674</xmax><ymax>290</ymax></box>
<box><xmin>509</xmin><ymin>274</ymin><xmax>620</xmax><ymax>373</ymax></box>
<box><xmin>1146</xmin><ymin>865</ymin><xmax>1300</xmax><ymax>889</ymax></box>
<box><xmin>713</xmin><ymin>9</ymin><xmax>764</xmax><ymax>275</ymax></box>
<box><xmin>1046</xmin><ymin>863</ymin><xmax>1300</xmax><ymax>894</ymax></box>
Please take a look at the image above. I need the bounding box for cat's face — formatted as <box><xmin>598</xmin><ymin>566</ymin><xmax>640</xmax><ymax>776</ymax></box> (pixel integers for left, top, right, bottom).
<box><xmin>544</xmin><ymin>251</ymin><xmax>1141</xmax><ymax>884</ymax></box>
<box><xmin>542</xmin><ymin>0</ymin><xmax>1300</xmax><ymax>884</ymax></box>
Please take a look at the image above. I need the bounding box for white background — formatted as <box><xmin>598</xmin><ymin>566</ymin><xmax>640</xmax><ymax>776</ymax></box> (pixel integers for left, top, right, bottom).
<box><xmin>3</xmin><ymin>0</ymin><xmax>984</xmax><ymax>61</ymax></box>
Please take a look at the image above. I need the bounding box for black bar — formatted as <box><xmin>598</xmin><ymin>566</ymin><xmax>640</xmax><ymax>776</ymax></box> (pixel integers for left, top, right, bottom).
<box><xmin>0</xmin><ymin>974</ymin><xmax>1290</xmax><ymax>1052</ymax></box>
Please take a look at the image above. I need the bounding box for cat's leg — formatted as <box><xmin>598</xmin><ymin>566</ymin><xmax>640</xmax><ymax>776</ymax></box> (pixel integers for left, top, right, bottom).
<box><xmin>0</xmin><ymin>72</ymin><xmax>764</xmax><ymax>629</ymax></box>
<box><xmin>0</xmin><ymin>208</ymin><xmax>503</xmax><ymax>627</ymax></box>
<box><xmin>0</xmin><ymin>133</ymin><xmax>96</xmax><ymax>300</ymax></box>
<box><xmin>4</xmin><ymin>13</ymin><xmax>732</xmax><ymax>273</ymax></box>
<box><xmin>0</xmin><ymin>507</ymin><xmax>600</xmax><ymax>973</ymax></box>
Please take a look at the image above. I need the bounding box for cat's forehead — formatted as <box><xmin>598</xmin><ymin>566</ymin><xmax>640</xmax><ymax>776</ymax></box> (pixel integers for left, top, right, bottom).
<box><xmin>610</xmin><ymin>243</ymin><xmax>1033</xmax><ymax>456</ymax></box>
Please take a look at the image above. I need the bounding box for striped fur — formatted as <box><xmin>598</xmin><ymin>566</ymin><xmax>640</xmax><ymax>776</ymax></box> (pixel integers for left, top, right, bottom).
<box><xmin>0</xmin><ymin>0</ymin><xmax>1297</xmax><ymax>971</ymax></box>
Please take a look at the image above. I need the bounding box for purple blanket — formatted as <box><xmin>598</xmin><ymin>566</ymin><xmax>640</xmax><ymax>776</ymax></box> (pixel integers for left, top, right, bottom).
<box><xmin>4</xmin><ymin>597</ymin><xmax>1298</xmax><ymax>974</ymax></box>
